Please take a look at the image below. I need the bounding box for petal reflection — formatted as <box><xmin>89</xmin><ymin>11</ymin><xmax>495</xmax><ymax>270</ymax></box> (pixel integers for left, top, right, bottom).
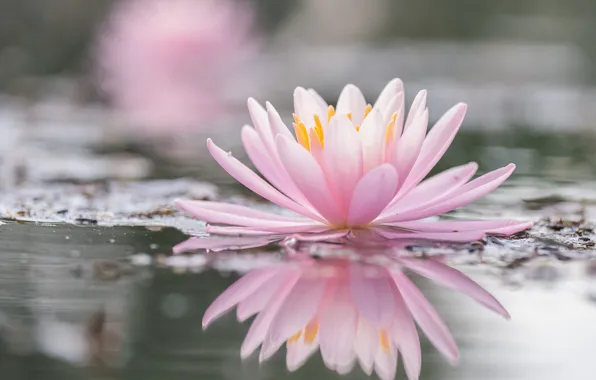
<box><xmin>202</xmin><ymin>250</ymin><xmax>509</xmax><ymax>380</ymax></box>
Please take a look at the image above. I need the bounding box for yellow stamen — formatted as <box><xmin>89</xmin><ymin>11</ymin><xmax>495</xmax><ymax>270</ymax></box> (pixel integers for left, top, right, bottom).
<box><xmin>309</xmin><ymin>128</ymin><xmax>324</xmax><ymax>152</ymax></box>
<box><xmin>293</xmin><ymin>122</ymin><xmax>310</xmax><ymax>151</ymax></box>
<box><xmin>292</xmin><ymin>113</ymin><xmax>301</xmax><ymax>124</ymax></box>
<box><xmin>327</xmin><ymin>105</ymin><xmax>335</xmax><ymax>122</ymax></box>
<box><xmin>304</xmin><ymin>321</ymin><xmax>319</xmax><ymax>344</ymax></box>
<box><xmin>380</xmin><ymin>330</ymin><xmax>391</xmax><ymax>352</ymax></box>
<box><xmin>346</xmin><ymin>112</ymin><xmax>352</xmax><ymax>121</ymax></box>
<box><xmin>385</xmin><ymin>112</ymin><xmax>398</xmax><ymax>142</ymax></box>
<box><xmin>313</xmin><ymin>114</ymin><xmax>325</xmax><ymax>147</ymax></box>
<box><xmin>288</xmin><ymin>330</ymin><xmax>302</xmax><ymax>344</ymax></box>
<box><xmin>363</xmin><ymin>104</ymin><xmax>373</xmax><ymax>118</ymax></box>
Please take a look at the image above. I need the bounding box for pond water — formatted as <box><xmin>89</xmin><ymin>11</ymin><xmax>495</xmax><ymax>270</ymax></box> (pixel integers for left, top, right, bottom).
<box><xmin>1</xmin><ymin>113</ymin><xmax>596</xmax><ymax>380</ymax></box>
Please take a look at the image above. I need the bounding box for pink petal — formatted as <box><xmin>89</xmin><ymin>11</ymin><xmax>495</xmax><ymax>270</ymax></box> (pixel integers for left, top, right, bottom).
<box><xmin>392</xmin><ymin>109</ymin><xmax>429</xmax><ymax>183</ymax></box>
<box><xmin>205</xmin><ymin>226</ymin><xmax>279</xmax><ymax>236</ymax></box>
<box><xmin>319</xmin><ymin>284</ymin><xmax>358</xmax><ymax>371</ymax></box>
<box><xmin>237</xmin><ymin>271</ymin><xmax>290</xmax><ymax>322</ymax></box>
<box><xmin>383</xmin><ymin>164</ymin><xmax>516</xmax><ymax>223</ymax></box>
<box><xmin>286</xmin><ymin>336</ymin><xmax>320</xmax><ymax>372</ymax></box>
<box><xmin>176</xmin><ymin>199</ymin><xmax>308</xmax><ymax>223</ymax></box>
<box><xmin>372</xmin><ymin>228</ymin><xmax>485</xmax><ymax>243</ymax></box>
<box><xmin>205</xmin><ymin>224</ymin><xmax>330</xmax><ymax>235</ymax></box>
<box><xmin>374</xmin><ymin>78</ymin><xmax>404</xmax><ymax>113</ymax></box>
<box><xmin>391</xmin><ymin>271</ymin><xmax>459</xmax><ymax>363</ymax></box>
<box><xmin>354</xmin><ymin>317</ymin><xmax>377</xmax><ymax>375</ymax></box>
<box><xmin>290</xmin><ymin>229</ymin><xmax>349</xmax><ymax>242</ymax></box>
<box><xmin>391</xmin><ymin>286</ymin><xmax>421</xmax><ymax>380</ymax></box>
<box><xmin>260</xmin><ymin>276</ymin><xmax>329</xmax><ymax>361</ymax></box>
<box><xmin>336</xmin><ymin>84</ymin><xmax>367</xmax><ymax>124</ymax></box>
<box><xmin>266</xmin><ymin>102</ymin><xmax>295</xmax><ymax>139</ymax></box>
<box><xmin>207</xmin><ymin>139</ymin><xmax>325</xmax><ymax>222</ymax></box>
<box><xmin>323</xmin><ymin>115</ymin><xmax>363</xmax><ymax>213</ymax></box>
<box><xmin>202</xmin><ymin>266</ymin><xmax>282</xmax><ymax>328</ymax></box>
<box><xmin>173</xmin><ymin>236</ymin><xmax>276</xmax><ymax>254</ymax></box>
<box><xmin>373</xmin><ymin>344</ymin><xmax>398</xmax><ymax>380</ymax></box>
<box><xmin>336</xmin><ymin>360</ymin><xmax>357</xmax><ymax>375</ymax></box>
<box><xmin>309</xmin><ymin>127</ymin><xmax>326</xmax><ymax>168</ymax></box>
<box><xmin>347</xmin><ymin>164</ymin><xmax>398</xmax><ymax>227</ymax></box>
<box><xmin>404</xmin><ymin>90</ymin><xmax>427</xmax><ymax>130</ymax></box>
<box><xmin>294</xmin><ymin>87</ymin><xmax>325</xmax><ymax>128</ymax></box>
<box><xmin>388</xmin><ymin>219</ymin><xmax>530</xmax><ymax>235</ymax></box>
<box><xmin>399</xmin><ymin>257</ymin><xmax>510</xmax><ymax>319</ymax></box>
<box><xmin>398</xmin><ymin>103</ymin><xmax>468</xmax><ymax>196</ymax></box>
<box><xmin>276</xmin><ymin>135</ymin><xmax>344</xmax><ymax>226</ymax></box>
<box><xmin>241</xmin><ymin>269</ymin><xmax>303</xmax><ymax>358</ymax></box>
<box><xmin>241</xmin><ymin>126</ymin><xmax>311</xmax><ymax>205</ymax></box>
<box><xmin>383</xmin><ymin>162</ymin><xmax>478</xmax><ymax>216</ymax></box>
<box><xmin>359</xmin><ymin>109</ymin><xmax>386</xmax><ymax>173</ymax></box>
<box><xmin>383</xmin><ymin>92</ymin><xmax>405</xmax><ymax>161</ymax></box>
<box><xmin>383</xmin><ymin>93</ymin><xmax>405</xmax><ymax>132</ymax></box>
<box><xmin>307</xmin><ymin>88</ymin><xmax>329</xmax><ymax>117</ymax></box>
<box><xmin>485</xmin><ymin>221</ymin><xmax>533</xmax><ymax>235</ymax></box>
<box><xmin>247</xmin><ymin>98</ymin><xmax>274</xmax><ymax>153</ymax></box>
<box><xmin>176</xmin><ymin>199</ymin><xmax>315</xmax><ymax>228</ymax></box>
<box><xmin>349</xmin><ymin>264</ymin><xmax>396</xmax><ymax>328</ymax></box>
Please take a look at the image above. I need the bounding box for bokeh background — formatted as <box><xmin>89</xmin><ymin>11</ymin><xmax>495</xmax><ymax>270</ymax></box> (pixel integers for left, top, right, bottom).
<box><xmin>0</xmin><ymin>0</ymin><xmax>595</xmax><ymax>188</ymax></box>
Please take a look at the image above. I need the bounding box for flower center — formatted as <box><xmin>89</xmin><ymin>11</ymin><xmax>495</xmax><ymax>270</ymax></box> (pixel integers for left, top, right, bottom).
<box><xmin>292</xmin><ymin>105</ymin><xmax>398</xmax><ymax>153</ymax></box>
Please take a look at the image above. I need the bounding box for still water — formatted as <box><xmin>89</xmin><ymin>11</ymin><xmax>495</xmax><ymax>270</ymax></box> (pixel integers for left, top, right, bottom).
<box><xmin>0</xmin><ymin>221</ymin><xmax>595</xmax><ymax>380</ymax></box>
<box><xmin>0</xmin><ymin>125</ymin><xmax>596</xmax><ymax>380</ymax></box>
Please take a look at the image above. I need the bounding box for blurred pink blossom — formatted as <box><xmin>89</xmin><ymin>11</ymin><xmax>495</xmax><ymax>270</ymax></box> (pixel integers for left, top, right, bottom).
<box><xmin>94</xmin><ymin>0</ymin><xmax>255</xmax><ymax>133</ymax></box>
<box><xmin>202</xmin><ymin>254</ymin><xmax>509</xmax><ymax>380</ymax></box>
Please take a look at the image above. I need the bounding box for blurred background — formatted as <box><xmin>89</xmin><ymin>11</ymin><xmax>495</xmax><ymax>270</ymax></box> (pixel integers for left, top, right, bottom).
<box><xmin>0</xmin><ymin>0</ymin><xmax>595</xmax><ymax>187</ymax></box>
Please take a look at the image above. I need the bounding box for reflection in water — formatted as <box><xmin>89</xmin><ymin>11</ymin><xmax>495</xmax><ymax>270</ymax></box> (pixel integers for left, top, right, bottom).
<box><xmin>202</xmin><ymin>250</ymin><xmax>509</xmax><ymax>380</ymax></box>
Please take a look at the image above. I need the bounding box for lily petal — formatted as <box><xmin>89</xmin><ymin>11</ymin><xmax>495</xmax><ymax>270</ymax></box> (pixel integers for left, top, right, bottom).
<box><xmin>336</xmin><ymin>84</ymin><xmax>367</xmax><ymax>125</ymax></box>
<box><xmin>207</xmin><ymin>138</ymin><xmax>326</xmax><ymax>222</ymax></box>
<box><xmin>323</xmin><ymin>115</ymin><xmax>363</xmax><ymax>213</ymax></box>
<box><xmin>398</xmin><ymin>103</ymin><xmax>468</xmax><ymax>196</ymax></box>
<box><xmin>382</xmin><ymin>164</ymin><xmax>516</xmax><ymax>223</ymax></box>
<box><xmin>173</xmin><ymin>236</ymin><xmax>277</xmax><ymax>254</ymax></box>
<box><xmin>347</xmin><ymin>164</ymin><xmax>398</xmax><ymax>228</ymax></box>
<box><xmin>359</xmin><ymin>109</ymin><xmax>386</xmax><ymax>173</ymax></box>
<box><xmin>276</xmin><ymin>135</ymin><xmax>344</xmax><ymax>226</ymax></box>
<box><xmin>202</xmin><ymin>266</ymin><xmax>282</xmax><ymax>328</ymax></box>
<box><xmin>393</xmin><ymin>109</ymin><xmax>429</xmax><ymax>184</ymax></box>
<box><xmin>391</xmin><ymin>271</ymin><xmax>459</xmax><ymax>364</ymax></box>
<box><xmin>399</xmin><ymin>257</ymin><xmax>510</xmax><ymax>319</ymax></box>
<box><xmin>374</xmin><ymin>78</ymin><xmax>404</xmax><ymax>114</ymax></box>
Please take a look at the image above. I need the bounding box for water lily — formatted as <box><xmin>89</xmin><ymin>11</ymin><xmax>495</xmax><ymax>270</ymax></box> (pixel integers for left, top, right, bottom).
<box><xmin>177</xmin><ymin>79</ymin><xmax>531</xmax><ymax>242</ymax></box>
<box><xmin>203</xmin><ymin>253</ymin><xmax>509</xmax><ymax>380</ymax></box>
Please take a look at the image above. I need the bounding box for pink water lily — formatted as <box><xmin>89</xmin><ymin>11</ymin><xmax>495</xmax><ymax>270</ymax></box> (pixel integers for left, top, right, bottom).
<box><xmin>203</xmin><ymin>254</ymin><xmax>509</xmax><ymax>380</ymax></box>
<box><xmin>177</xmin><ymin>79</ymin><xmax>531</xmax><ymax>241</ymax></box>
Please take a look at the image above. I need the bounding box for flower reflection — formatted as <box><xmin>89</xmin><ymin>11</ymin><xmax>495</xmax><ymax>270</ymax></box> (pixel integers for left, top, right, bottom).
<box><xmin>202</xmin><ymin>250</ymin><xmax>508</xmax><ymax>380</ymax></box>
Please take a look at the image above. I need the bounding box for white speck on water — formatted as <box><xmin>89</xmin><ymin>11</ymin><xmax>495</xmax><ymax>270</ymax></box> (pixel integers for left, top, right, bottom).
<box><xmin>149</xmin><ymin>244</ymin><xmax>158</xmax><ymax>250</ymax></box>
<box><xmin>166</xmin><ymin>256</ymin><xmax>189</xmax><ymax>268</ymax></box>
<box><xmin>130</xmin><ymin>253</ymin><xmax>152</xmax><ymax>266</ymax></box>
<box><xmin>109</xmin><ymin>238</ymin><xmax>116</xmax><ymax>243</ymax></box>
<box><xmin>161</xmin><ymin>293</ymin><xmax>189</xmax><ymax>319</ymax></box>
<box><xmin>64</xmin><ymin>236</ymin><xmax>70</xmax><ymax>240</ymax></box>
